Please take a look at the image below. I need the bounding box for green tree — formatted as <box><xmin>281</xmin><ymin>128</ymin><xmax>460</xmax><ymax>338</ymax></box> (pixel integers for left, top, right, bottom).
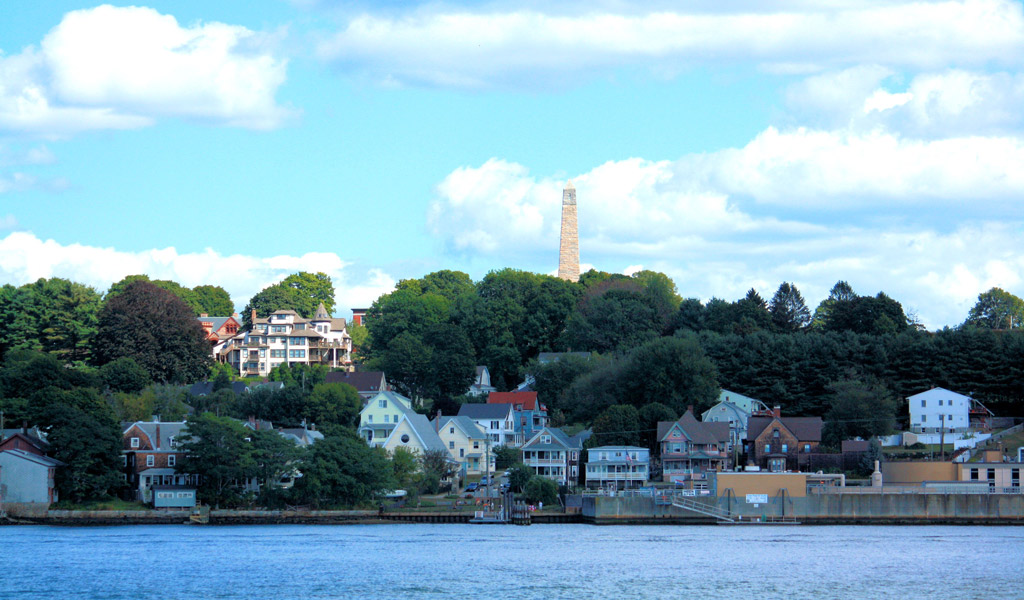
<box><xmin>250</xmin><ymin>428</ymin><xmax>303</xmax><ymax>500</ymax></box>
<box><xmin>638</xmin><ymin>402</ymin><xmax>677</xmax><ymax>454</ymax></box>
<box><xmin>769</xmin><ymin>282</ymin><xmax>811</xmax><ymax>332</ymax></box>
<box><xmin>590</xmin><ymin>404</ymin><xmax>641</xmax><ymax>447</ymax></box>
<box><xmin>418</xmin><ymin>448</ymin><xmax>457</xmax><ymax>494</ymax></box>
<box><xmin>523</xmin><ymin>477</ymin><xmax>558</xmax><ymax>505</ymax></box>
<box><xmin>493</xmin><ymin>445</ymin><xmax>521</xmax><ymax>470</ymax></box>
<box><xmin>1</xmin><ymin>278</ymin><xmax>101</xmax><ymax>362</ymax></box>
<box><xmin>619</xmin><ymin>335</ymin><xmax>720</xmax><ymax>415</ymax></box>
<box><xmin>193</xmin><ymin>285</ymin><xmax>234</xmax><ymax>316</ymax></box>
<box><xmin>179</xmin><ymin>413</ymin><xmax>257</xmax><ymax>507</ymax></box>
<box><xmin>281</xmin><ymin>272</ymin><xmax>336</xmax><ymax>315</ymax></box>
<box><xmin>964</xmin><ymin>287</ymin><xmax>1024</xmax><ymax>329</ymax></box>
<box><xmin>822</xmin><ymin>378</ymin><xmax>899</xmax><ymax>448</ymax></box>
<box><xmin>507</xmin><ymin>463</ymin><xmax>533</xmax><ymax>493</ymax></box>
<box><xmin>293</xmin><ymin>430</ymin><xmax>395</xmax><ymax>508</ymax></box>
<box><xmin>390</xmin><ymin>446</ymin><xmax>420</xmax><ymax>491</ymax></box>
<box><xmin>565</xmin><ymin>284</ymin><xmax>662</xmax><ymax>352</ymax></box>
<box><xmin>811</xmin><ymin>281</ymin><xmax>857</xmax><ymax>329</ymax></box>
<box><xmin>92</xmin><ymin>281</ymin><xmax>212</xmax><ymax>383</ymax></box>
<box><xmin>305</xmin><ymin>382</ymin><xmax>362</xmax><ymax>430</ymax></box>
<box><xmin>243</xmin><ymin>284</ymin><xmax>307</xmax><ymax>327</ymax></box>
<box><xmin>100</xmin><ymin>357</ymin><xmax>151</xmax><ymax>394</ymax></box>
<box><xmin>527</xmin><ymin>353</ymin><xmax>596</xmax><ymax>415</ymax></box>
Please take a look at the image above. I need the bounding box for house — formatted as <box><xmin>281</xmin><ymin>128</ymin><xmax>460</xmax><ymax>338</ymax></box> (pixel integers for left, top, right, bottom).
<box><xmin>701</xmin><ymin>389</ymin><xmax>769</xmax><ymax>452</ymax></box>
<box><xmin>358</xmin><ymin>391</ymin><xmax>416</xmax><ymax>446</ymax></box>
<box><xmin>350</xmin><ymin>308</ymin><xmax>368</xmax><ymax>326</ymax></box>
<box><xmin>520</xmin><ymin>427</ymin><xmax>585</xmax><ymax>486</ymax></box>
<box><xmin>457</xmin><ymin>403</ymin><xmax>523</xmax><ymax>447</ymax></box>
<box><xmin>0</xmin><ymin>429</ymin><xmax>48</xmax><ymax>456</ymax></box>
<box><xmin>585</xmin><ymin>446</ymin><xmax>650</xmax><ymax>490</ymax></box>
<box><xmin>745</xmin><ymin>408</ymin><xmax>823</xmax><ymax>472</ymax></box>
<box><xmin>197</xmin><ymin>314</ymin><xmax>242</xmax><ymax>347</ymax></box>
<box><xmin>122</xmin><ymin>420</ymin><xmax>196</xmax><ymax>503</ymax></box>
<box><xmin>467</xmin><ymin>366</ymin><xmax>497</xmax><ymax>397</ymax></box>
<box><xmin>908</xmin><ymin>387</ymin><xmax>993</xmax><ymax>434</ymax></box>
<box><xmin>218</xmin><ymin>304</ymin><xmax>352</xmax><ymax>377</ymax></box>
<box><xmin>324</xmin><ymin>370</ymin><xmax>389</xmax><ymax>400</ymax></box>
<box><xmin>379</xmin><ymin>413</ymin><xmax>449</xmax><ymax>458</ymax></box>
<box><xmin>658</xmin><ymin>409</ymin><xmax>730</xmax><ymax>485</ymax></box>
<box><xmin>0</xmin><ymin>449</ymin><xmax>64</xmax><ymax>512</ymax></box>
<box><xmin>487</xmin><ymin>391</ymin><xmax>547</xmax><ymax>440</ymax></box>
<box><xmin>277</xmin><ymin>425</ymin><xmax>325</xmax><ymax>448</ymax></box>
<box><xmin>431</xmin><ymin>415</ymin><xmax>493</xmax><ymax>475</ymax></box>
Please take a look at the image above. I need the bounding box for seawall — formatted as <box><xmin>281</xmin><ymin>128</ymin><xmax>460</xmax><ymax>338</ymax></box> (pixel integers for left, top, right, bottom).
<box><xmin>581</xmin><ymin>494</ymin><xmax>1024</xmax><ymax>525</ymax></box>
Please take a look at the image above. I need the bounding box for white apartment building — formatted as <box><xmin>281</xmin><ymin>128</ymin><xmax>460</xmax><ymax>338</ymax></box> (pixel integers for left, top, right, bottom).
<box><xmin>218</xmin><ymin>304</ymin><xmax>352</xmax><ymax>377</ymax></box>
<box><xmin>907</xmin><ymin>387</ymin><xmax>974</xmax><ymax>433</ymax></box>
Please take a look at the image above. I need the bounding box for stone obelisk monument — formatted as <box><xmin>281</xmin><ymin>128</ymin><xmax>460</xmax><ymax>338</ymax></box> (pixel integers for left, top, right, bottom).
<box><xmin>557</xmin><ymin>180</ymin><xmax>580</xmax><ymax>282</ymax></box>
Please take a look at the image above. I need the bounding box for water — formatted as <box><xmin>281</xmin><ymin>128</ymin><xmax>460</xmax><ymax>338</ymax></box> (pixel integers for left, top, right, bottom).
<box><xmin>2</xmin><ymin>524</ymin><xmax>1022</xmax><ymax>599</ymax></box>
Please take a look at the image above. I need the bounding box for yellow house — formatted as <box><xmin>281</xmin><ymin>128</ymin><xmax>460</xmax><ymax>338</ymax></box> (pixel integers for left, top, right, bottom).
<box><xmin>380</xmin><ymin>413</ymin><xmax>449</xmax><ymax>457</ymax></box>
<box><xmin>358</xmin><ymin>391</ymin><xmax>415</xmax><ymax>447</ymax></box>
<box><xmin>432</xmin><ymin>416</ymin><xmax>494</xmax><ymax>475</ymax></box>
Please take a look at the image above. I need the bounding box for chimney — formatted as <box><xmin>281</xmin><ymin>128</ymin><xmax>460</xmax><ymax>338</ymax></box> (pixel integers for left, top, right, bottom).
<box><xmin>251</xmin><ymin>309</ymin><xmax>257</xmax><ymax>324</ymax></box>
<box><xmin>687</xmin><ymin>405</ymin><xmax>693</xmax><ymax>415</ymax></box>
<box><xmin>435</xmin><ymin>410</ymin><xmax>441</xmax><ymax>433</ymax></box>
<box><xmin>233</xmin><ymin>312</ymin><xmax>239</xmax><ymax>318</ymax></box>
<box><xmin>155</xmin><ymin>424</ymin><xmax>161</xmax><ymax>450</ymax></box>
<box><xmin>200</xmin><ymin>313</ymin><xmax>208</xmax><ymax>318</ymax></box>
<box><xmin>773</xmin><ymin>406</ymin><xmax>781</xmax><ymax>419</ymax></box>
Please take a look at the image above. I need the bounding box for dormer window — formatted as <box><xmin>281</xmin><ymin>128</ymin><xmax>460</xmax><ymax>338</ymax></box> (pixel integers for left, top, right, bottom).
<box><xmin>131</xmin><ymin>437</ymin><xmax>140</xmax><ymax>448</ymax></box>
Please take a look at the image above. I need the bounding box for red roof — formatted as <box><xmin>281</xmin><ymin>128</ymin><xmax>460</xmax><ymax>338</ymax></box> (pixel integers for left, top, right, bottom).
<box><xmin>487</xmin><ymin>391</ymin><xmax>539</xmax><ymax>411</ymax></box>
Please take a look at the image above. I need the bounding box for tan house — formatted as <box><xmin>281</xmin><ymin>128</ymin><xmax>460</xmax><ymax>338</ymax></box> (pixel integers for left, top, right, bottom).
<box><xmin>432</xmin><ymin>415</ymin><xmax>493</xmax><ymax>476</ymax></box>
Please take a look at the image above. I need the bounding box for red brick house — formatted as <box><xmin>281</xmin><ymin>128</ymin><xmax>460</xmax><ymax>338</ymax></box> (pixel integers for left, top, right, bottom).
<box><xmin>197</xmin><ymin>314</ymin><xmax>242</xmax><ymax>345</ymax></box>
<box><xmin>122</xmin><ymin>420</ymin><xmax>195</xmax><ymax>503</ymax></box>
<box><xmin>745</xmin><ymin>408</ymin><xmax>822</xmax><ymax>472</ymax></box>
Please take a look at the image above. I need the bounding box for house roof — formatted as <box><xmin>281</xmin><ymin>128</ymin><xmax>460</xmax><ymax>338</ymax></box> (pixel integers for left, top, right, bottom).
<box><xmin>907</xmin><ymin>387</ymin><xmax>972</xmax><ymax>402</ymax></box>
<box><xmin>746</xmin><ymin>416</ymin><xmax>823</xmax><ymax>442</ymax></box>
<box><xmin>714</xmin><ymin>389</ymin><xmax>769</xmax><ymax>414</ymax></box>
<box><xmin>313</xmin><ymin>302</ymin><xmax>331</xmax><ymax>321</ymax></box>
<box><xmin>278</xmin><ymin>428</ymin><xmax>325</xmax><ymax>447</ymax></box>
<box><xmin>360</xmin><ymin>391</ymin><xmax>416</xmax><ymax>417</ymax></box>
<box><xmin>197</xmin><ymin>316</ymin><xmax>236</xmax><ymax>332</ymax></box>
<box><xmin>325</xmin><ymin>371</ymin><xmax>386</xmax><ymax>393</ymax></box>
<box><xmin>392</xmin><ymin>413</ymin><xmax>448</xmax><ymax>453</ymax></box>
<box><xmin>458</xmin><ymin>403</ymin><xmax>514</xmax><ymax>420</ymax></box>
<box><xmin>569</xmin><ymin>429</ymin><xmax>592</xmax><ymax>448</ymax></box>
<box><xmin>0</xmin><ymin>431</ymin><xmax>48</xmax><ymax>452</ymax></box>
<box><xmin>537</xmin><ymin>352</ymin><xmax>590</xmax><ymax>364</ymax></box>
<box><xmin>330</xmin><ymin>318</ymin><xmax>347</xmax><ymax>332</ymax></box>
<box><xmin>188</xmin><ymin>381</ymin><xmax>249</xmax><ymax>396</ymax></box>
<box><xmin>658</xmin><ymin>411</ymin><xmax>729</xmax><ymax>445</ymax></box>
<box><xmin>487</xmin><ymin>391</ymin><xmax>541</xmax><ymax>411</ymax></box>
<box><xmin>433</xmin><ymin>416</ymin><xmax>487</xmax><ymax>440</ymax></box>
<box><xmin>523</xmin><ymin>427</ymin><xmax>577</xmax><ymax>450</ymax></box>
<box><xmin>270</xmin><ymin>309</ymin><xmax>300</xmax><ymax>316</ymax></box>
<box><xmin>0</xmin><ymin>448</ymin><xmax>64</xmax><ymax>467</ymax></box>
<box><xmin>124</xmin><ymin>421</ymin><xmax>190</xmax><ymax>450</ymax></box>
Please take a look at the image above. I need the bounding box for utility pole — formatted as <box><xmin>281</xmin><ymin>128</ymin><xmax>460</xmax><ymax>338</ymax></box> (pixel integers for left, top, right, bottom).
<box><xmin>940</xmin><ymin>414</ymin><xmax>946</xmax><ymax>461</ymax></box>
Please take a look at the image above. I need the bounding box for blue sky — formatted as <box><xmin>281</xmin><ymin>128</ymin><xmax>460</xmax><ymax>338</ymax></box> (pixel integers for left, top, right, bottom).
<box><xmin>1</xmin><ymin>0</ymin><xmax>1023</xmax><ymax>327</ymax></box>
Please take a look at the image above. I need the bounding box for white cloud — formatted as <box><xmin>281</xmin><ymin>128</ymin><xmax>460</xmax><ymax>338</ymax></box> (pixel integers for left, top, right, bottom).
<box><xmin>317</xmin><ymin>0</ymin><xmax>1024</xmax><ymax>88</ymax></box>
<box><xmin>0</xmin><ymin>232</ymin><xmax>392</xmax><ymax>316</ymax></box>
<box><xmin>0</xmin><ymin>5</ymin><xmax>291</xmax><ymax>136</ymax></box>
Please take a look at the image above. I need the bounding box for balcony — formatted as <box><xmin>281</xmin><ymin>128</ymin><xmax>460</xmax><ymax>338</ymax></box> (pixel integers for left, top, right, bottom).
<box><xmin>524</xmin><ymin>458</ymin><xmax>565</xmax><ymax>467</ymax></box>
<box><xmin>586</xmin><ymin>471</ymin><xmax>648</xmax><ymax>481</ymax></box>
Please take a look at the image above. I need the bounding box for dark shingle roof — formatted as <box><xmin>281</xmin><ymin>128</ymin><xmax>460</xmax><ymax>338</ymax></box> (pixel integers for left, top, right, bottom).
<box><xmin>747</xmin><ymin>416</ymin><xmax>823</xmax><ymax>442</ymax></box>
<box><xmin>188</xmin><ymin>381</ymin><xmax>248</xmax><ymax>396</ymax></box>
<box><xmin>324</xmin><ymin>371</ymin><xmax>385</xmax><ymax>393</ymax></box>
<box><xmin>658</xmin><ymin>410</ymin><xmax>729</xmax><ymax>445</ymax></box>
<box><xmin>458</xmin><ymin>403</ymin><xmax>514</xmax><ymax>420</ymax></box>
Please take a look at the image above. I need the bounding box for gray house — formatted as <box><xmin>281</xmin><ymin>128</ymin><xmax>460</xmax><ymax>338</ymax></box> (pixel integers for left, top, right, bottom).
<box><xmin>0</xmin><ymin>449</ymin><xmax>64</xmax><ymax>513</ymax></box>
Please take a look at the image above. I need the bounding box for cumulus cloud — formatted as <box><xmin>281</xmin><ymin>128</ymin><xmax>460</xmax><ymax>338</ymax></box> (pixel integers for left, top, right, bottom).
<box><xmin>0</xmin><ymin>232</ymin><xmax>392</xmax><ymax>316</ymax></box>
<box><xmin>317</xmin><ymin>0</ymin><xmax>1024</xmax><ymax>88</ymax></box>
<box><xmin>0</xmin><ymin>5</ymin><xmax>291</xmax><ymax>136</ymax></box>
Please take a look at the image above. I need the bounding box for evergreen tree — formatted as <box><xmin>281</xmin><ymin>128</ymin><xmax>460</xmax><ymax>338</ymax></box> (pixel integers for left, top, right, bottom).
<box><xmin>769</xmin><ymin>282</ymin><xmax>811</xmax><ymax>332</ymax></box>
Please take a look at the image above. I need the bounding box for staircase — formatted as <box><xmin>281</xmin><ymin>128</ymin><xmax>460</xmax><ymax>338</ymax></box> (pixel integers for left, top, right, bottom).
<box><xmin>670</xmin><ymin>496</ymin><xmax>734</xmax><ymax>523</ymax></box>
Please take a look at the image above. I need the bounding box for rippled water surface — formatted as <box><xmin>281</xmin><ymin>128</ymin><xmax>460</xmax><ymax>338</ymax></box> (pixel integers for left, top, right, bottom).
<box><xmin>2</xmin><ymin>524</ymin><xmax>1022</xmax><ymax>599</ymax></box>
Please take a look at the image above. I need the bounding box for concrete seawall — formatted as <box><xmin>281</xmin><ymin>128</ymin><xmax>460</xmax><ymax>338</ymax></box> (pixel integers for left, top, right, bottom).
<box><xmin>5</xmin><ymin>509</ymin><xmax>383</xmax><ymax>526</ymax></box>
<box><xmin>582</xmin><ymin>494</ymin><xmax>1024</xmax><ymax>524</ymax></box>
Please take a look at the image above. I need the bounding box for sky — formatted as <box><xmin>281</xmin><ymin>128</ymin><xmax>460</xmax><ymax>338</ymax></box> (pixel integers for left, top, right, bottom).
<box><xmin>1</xmin><ymin>0</ymin><xmax>1023</xmax><ymax>328</ymax></box>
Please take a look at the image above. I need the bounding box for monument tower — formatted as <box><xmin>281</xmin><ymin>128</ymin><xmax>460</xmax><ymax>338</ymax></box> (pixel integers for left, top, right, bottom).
<box><xmin>557</xmin><ymin>181</ymin><xmax>580</xmax><ymax>282</ymax></box>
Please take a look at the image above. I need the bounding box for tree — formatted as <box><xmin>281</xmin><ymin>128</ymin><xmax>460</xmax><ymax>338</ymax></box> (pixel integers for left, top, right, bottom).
<box><xmin>523</xmin><ymin>477</ymin><xmax>558</xmax><ymax>505</ymax></box>
<box><xmin>565</xmin><ymin>284</ymin><xmax>662</xmax><ymax>353</ymax></box>
<box><xmin>243</xmin><ymin>284</ymin><xmax>307</xmax><ymax>328</ymax></box>
<box><xmin>92</xmin><ymin>281</ymin><xmax>212</xmax><ymax>383</ymax></box>
<box><xmin>638</xmin><ymin>402</ymin><xmax>677</xmax><ymax>454</ymax></box>
<box><xmin>0</xmin><ymin>278</ymin><xmax>101</xmax><ymax>362</ymax></box>
<box><xmin>390</xmin><ymin>447</ymin><xmax>420</xmax><ymax>492</ymax></box>
<box><xmin>590</xmin><ymin>404</ymin><xmax>641</xmax><ymax>447</ymax></box>
<box><xmin>964</xmin><ymin>287</ymin><xmax>1024</xmax><ymax>329</ymax></box>
<box><xmin>493</xmin><ymin>445</ymin><xmax>521</xmax><ymax>470</ymax></box>
<box><xmin>619</xmin><ymin>335</ymin><xmax>720</xmax><ymax>416</ymax></box>
<box><xmin>769</xmin><ymin>282</ymin><xmax>811</xmax><ymax>332</ymax></box>
<box><xmin>281</xmin><ymin>272</ymin><xmax>336</xmax><ymax>315</ymax></box>
<box><xmin>250</xmin><ymin>428</ymin><xmax>303</xmax><ymax>501</ymax></box>
<box><xmin>180</xmin><ymin>413</ymin><xmax>257</xmax><ymax>507</ymax></box>
<box><xmin>527</xmin><ymin>353</ymin><xmax>596</xmax><ymax>415</ymax></box>
<box><xmin>293</xmin><ymin>430</ymin><xmax>395</xmax><ymax>508</ymax></box>
<box><xmin>305</xmin><ymin>382</ymin><xmax>362</xmax><ymax>430</ymax></box>
<box><xmin>811</xmin><ymin>281</ymin><xmax>857</xmax><ymax>329</ymax></box>
<box><xmin>825</xmin><ymin>293</ymin><xmax>909</xmax><ymax>335</ymax></box>
<box><xmin>822</xmin><ymin>378</ymin><xmax>899</xmax><ymax>448</ymax></box>
<box><xmin>100</xmin><ymin>357</ymin><xmax>151</xmax><ymax>394</ymax></box>
<box><xmin>418</xmin><ymin>448</ymin><xmax>457</xmax><ymax>494</ymax></box>
<box><xmin>506</xmin><ymin>463</ymin><xmax>533</xmax><ymax>493</ymax></box>
<box><xmin>193</xmin><ymin>285</ymin><xmax>234</xmax><ymax>316</ymax></box>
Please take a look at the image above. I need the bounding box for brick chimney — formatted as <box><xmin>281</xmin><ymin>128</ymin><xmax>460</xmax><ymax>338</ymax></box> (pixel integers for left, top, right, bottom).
<box><xmin>435</xmin><ymin>410</ymin><xmax>441</xmax><ymax>433</ymax></box>
<box><xmin>687</xmin><ymin>405</ymin><xmax>693</xmax><ymax>415</ymax></box>
<box><xmin>773</xmin><ymin>406</ymin><xmax>781</xmax><ymax>419</ymax></box>
<box><xmin>155</xmin><ymin>423</ymin><xmax>161</xmax><ymax>450</ymax></box>
<box><xmin>251</xmin><ymin>309</ymin><xmax>257</xmax><ymax>325</ymax></box>
<box><xmin>200</xmin><ymin>313</ymin><xmax>208</xmax><ymax>318</ymax></box>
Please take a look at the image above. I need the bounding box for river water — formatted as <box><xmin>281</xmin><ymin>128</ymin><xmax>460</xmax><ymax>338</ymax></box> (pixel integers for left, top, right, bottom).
<box><xmin>2</xmin><ymin>524</ymin><xmax>1022</xmax><ymax>599</ymax></box>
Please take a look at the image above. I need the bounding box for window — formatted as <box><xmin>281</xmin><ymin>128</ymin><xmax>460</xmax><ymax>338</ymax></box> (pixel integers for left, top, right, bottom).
<box><xmin>459</xmin><ymin>448</ymin><xmax>465</xmax><ymax>458</ymax></box>
<box><xmin>803</xmin><ymin>444</ymin><xmax>810</xmax><ymax>453</ymax></box>
<box><xmin>765</xmin><ymin>444</ymin><xmax>771</xmax><ymax>453</ymax></box>
<box><xmin>271</xmin><ymin>349</ymin><xmax>286</xmax><ymax>358</ymax></box>
<box><xmin>368</xmin><ymin>415</ymin><xmax>373</xmax><ymax>423</ymax></box>
<box><xmin>922</xmin><ymin>414</ymin><xmax>927</xmax><ymax>423</ymax></box>
<box><xmin>146</xmin><ymin>455</ymin><xmax>155</xmax><ymax>467</ymax></box>
<box><xmin>450</xmin><ymin>427</ymin><xmax>455</xmax><ymax>434</ymax></box>
<box><xmin>473</xmin><ymin>441</ymin><xmax>479</xmax><ymax>449</ymax></box>
<box><xmin>169</xmin><ymin>436</ymin><xmax>176</xmax><ymax>449</ymax></box>
<box><xmin>289</xmin><ymin>349</ymin><xmax>306</xmax><ymax>358</ymax></box>
<box><xmin>948</xmin><ymin>414</ymin><xmax>953</xmax><ymax>422</ymax></box>
<box><xmin>121</xmin><ymin>455</ymin><xmax>127</xmax><ymax>467</ymax></box>
<box><xmin>271</xmin><ymin>325</ymin><xmax>286</xmax><ymax>332</ymax></box>
<box><xmin>400</xmin><ymin>434</ymin><xmax>410</xmax><ymax>444</ymax></box>
<box><xmin>571</xmin><ymin>451</ymin><xmax>578</xmax><ymax>461</ymax></box>
<box><xmin>379</xmin><ymin>399</ymin><xmax>388</xmax><ymax>408</ymax></box>
<box><xmin>291</xmin><ymin>337</ymin><xmax>306</xmax><ymax>346</ymax></box>
<box><xmin>542</xmin><ymin>435</ymin><xmax>551</xmax><ymax>444</ymax></box>
<box><xmin>168</xmin><ymin>455</ymin><xmax>176</xmax><ymax>467</ymax></box>
<box><xmin>782</xmin><ymin>444</ymin><xmax>789</xmax><ymax>453</ymax></box>
<box><xmin>131</xmin><ymin>437</ymin><xmax>140</xmax><ymax>448</ymax></box>
<box><xmin>490</xmin><ymin>421</ymin><xmax>499</xmax><ymax>430</ymax></box>
<box><xmin>970</xmin><ymin>468</ymin><xmax>979</xmax><ymax>480</ymax></box>
<box><xmin>938</xmin><ymin>399</ymin><xmax>943</xmax><ymax>406</ymax></box>
<box><xmin>449</xmin><ymin>441</ymin><xmax>455</xmax><ymax>449</ymax></box>
<box><xmin>921</xmin><ymin>400</ymin><xmax>926</xmax><ymax>407</ymax></box>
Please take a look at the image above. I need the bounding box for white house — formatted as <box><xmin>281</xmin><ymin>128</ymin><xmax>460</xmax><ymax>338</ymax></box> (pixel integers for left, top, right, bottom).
<box><xmin>701</xmin><ymin>389</ymin><xmax>769</xmax><ymax>452</ymax></box>
<box><xmin>0</xmin><ymin>449</ymin><xmax>63</xmax><ymax>508</ymax></box>
<box><xmin>907</xmin><ymin>388</ymin><xmax>978</xmax><ymax>433</ymax></box>
<box><xmin>520</xmin><ymin>427</ymin><xmax>584</xmax><ymax>486</ymax></box>
<box><xmin>457</xmin><ymin>403</ymin><xmax>523</xmax><ymax>447</ymax></box>
<box><xmin>358</xmin><ymin>391</ymin><xmax>416</xmax><ymax>446</ymax></box>
<box><xmin>218</xmin><ymin>304</ymin><xmax>352</xmax><ymax>377</ymax></box>
<box><xmin>585</xmin><ymin>446</ymin><xmax>650</xmax><ymax>490</ymax></box>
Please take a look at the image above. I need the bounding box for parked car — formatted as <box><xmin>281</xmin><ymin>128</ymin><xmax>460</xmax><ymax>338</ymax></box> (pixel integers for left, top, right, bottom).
<box><xmin>464</xmin><ymin>483</ymin><xmax>479</xmax><ymax>493</ymax></box>
<box><xmin>479</xmin><ymin>476</ymin><xmax>490</xmax><ymax>485</ymax></box>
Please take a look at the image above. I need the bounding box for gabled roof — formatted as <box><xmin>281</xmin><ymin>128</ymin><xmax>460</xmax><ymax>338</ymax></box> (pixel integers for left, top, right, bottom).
<box><xmin>188</xmin><ymin>381</ymin><xmax>249</xmax><ymax>396</ymax></box>
<box><xmin>487</xmin><ymin>391</ymin><xmax>541</xmax><ymax>411</ymax></box>
<box><xmin>658</xmin><ymin>410</ymin><xmax>729</xmax><ymax>445</ymax></box>
<box><xmin>433</xmin><ymin>416</ymin><xmax>487</xmax><ymax>440</ymax></box>
<box><xmin>569</xmin><ymin>429</ymin><xmax>592</xmax><ymax>448</ymax></box>
<box><xmin>701</xmin><ymin>401</ymin><xmax>749</xmax><ymax>424</ymax></box>
<box><xmin>360</xmin><ymin>391</ymin><xmax>416</xmax><ymax>416</ymax></box>
<box><xmin>0</xmin><ymin>448</ymin><xmax>64</xmax><ymax>467</ymax></box>
<box><xmin>313</xmin><ymin>302</ymin><xmax>331</xmax><ymax>321</ymax></box>
<box><xmin>523</xmin><ymin>427</ymin><xmax>575</xmax><ymax>450</ymax></box>
<box><xmin>278</xmin><ymin>428</ymin><xmax>325</xmax><ymax>447</ymax></box>
<box><xmin>124</xmin><ymin>421</ymin><xmax>190</xmax><ymax>450</ymax></box>
<box><xmin>0</xmin><ymin>431</ymin><xmax>48</xmax><ymax>453</ymax></box>
<box><xmin>330</xmin><ymin>318</ymin><xmax>347</xmax><ymax>332</ymax></box>
<box><xmin>746</xmin><ymin>416</ymin><xmax>823</xmax><ymax>442</ymax></box>
<box><xmin>714</xmin><ymin>389</ymin><xmax>769</xmax><ymax>414</ymax></box>
<box><xmin>388</xmin><ymin>413</ymin><xmax>448</xmax><ymax>453</ymax></box>
<box><xmin>325</xmin><ymin>371</ymin><xmax>387</xmax><ymax>393</ymax></box>
<box><xmin>458</xmin><ymin>403</ymin><xmax>514</xmax><ymax>420</ymax></box>
<box><xmin>907</xmin><ymin>387</ymin><xmax>972</xmax><ymax>402</ymax></box>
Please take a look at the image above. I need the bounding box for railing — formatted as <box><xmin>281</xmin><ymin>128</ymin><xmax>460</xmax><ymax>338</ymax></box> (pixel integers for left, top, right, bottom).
<box><xmin>586</xmin><ymin>472</ymin><xmax>648</xmax><ymax>480</ymax></box>
<box><xmin>524</xmin><ymin>458</ymin><xmax>565</xmax><ymax>466</ymax></box>
<box><xmin>671</xmin><ymin>496</ymin><xmax>734</xmax><ymax>522</ymax></box>
<box><xmin>810</xmin><ymin>485</ymin><xmax>1022</xmax><ymax>495</ymax></box>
